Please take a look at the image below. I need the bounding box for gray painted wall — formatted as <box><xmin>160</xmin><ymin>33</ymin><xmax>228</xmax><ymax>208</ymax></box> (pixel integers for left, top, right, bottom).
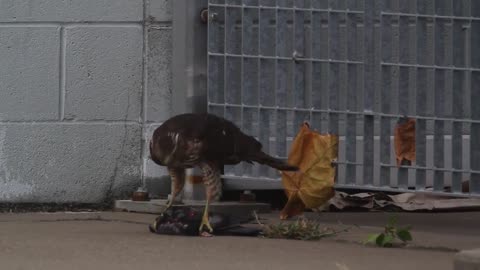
<box><xmin>0</xmin><ymin>0</ymin><xmax>173</xmax><ymax>203</ymax></box>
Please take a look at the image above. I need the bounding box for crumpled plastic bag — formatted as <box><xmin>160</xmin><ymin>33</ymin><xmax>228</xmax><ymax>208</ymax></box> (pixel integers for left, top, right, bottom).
<box><xmin>280</xmin><ymin>123</ymin><xmax>339</xmax><ymax>219</ymax></box>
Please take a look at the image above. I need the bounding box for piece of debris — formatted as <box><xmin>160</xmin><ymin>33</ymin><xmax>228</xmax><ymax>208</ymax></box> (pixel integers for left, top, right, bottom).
<box><xmin>254</xmin><ymin>212</ymin><xmax>349</xmax><ymax>241</ymax></box>
<box><xmin>131</xmin><ymin>187</ymin><xmax>150</xmax><ymax>201</ymax></box>
<box><xmin>394</xmin><ymin>117</ymin><xmax>416</xmax><ymax>166</ymax></box>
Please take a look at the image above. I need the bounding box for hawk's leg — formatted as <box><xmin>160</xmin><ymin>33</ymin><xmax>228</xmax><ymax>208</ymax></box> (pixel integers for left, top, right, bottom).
<box><xmin>165</xmin><ymin>167</ymin><xmax>186</xmax><ymax>210</ymax></box>
<box><xmin>198</xmin><ymin>162</ymin><xmax>222</xmax><ymax>234</ymax></box>
<box><xmin>199</xmin><ymin>197</ymin><xmax>213</xmax><ymax>234</ymax></box>
<box><xmin>150</xmin><ymin>167</ymin><xmax>185</xmax><ymax>232</ymax></box>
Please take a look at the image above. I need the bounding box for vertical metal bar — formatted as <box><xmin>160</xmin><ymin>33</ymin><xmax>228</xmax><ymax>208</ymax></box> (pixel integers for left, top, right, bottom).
<box><xmin>224</xmin><ymin>5</ymin><xmax>243</xmax><ymax>175</ymax></box>
<box><xmin>363</xmin><ymin>0</ymin><xmax>377</xmax><ymax>187</ymax></box>
<box><xmin>408</xmin><ymin>1</ymin><xmax>417</xmax><ymax>187</ymax></box>
<box><xmin>293</xmin><ymin>1</ymin><xmax>308</xmax><ymax>132</ymax></box>
<box><xmin>415</xmin><ymin>73</ymin><xmax>427</xmax><ymax>190</ymax></box>
<box><xmin>380</xmin><ymin>3</ymin><xmax>392</xmax><ymax>187</ymax></box>
<box><xmin>328</xmin><ymin>7</ymin><xmax>339</xmax><ymax>134</ymax></box>
<box><xmin>328</xmin><ymin>0</ymin><xmax>343</xmax><ymax>10</ymax></box>
<box><xmin>452</xmin><ymin>70</ymin><xmax>465</xmax><ymax>192</ymax></box>
<box><xmin>471</xmin><ymin>0</ymin><xmax>479</xmax><ymax>17</ymax></box>
<box><xmin>433</xmin><ymin>1</ymin><xmax>449</xmax><ymax>190</ymax></box>
<box><xmin>415</xmin><ymin>2</ymin><xmax>428</xmax><ymax>190</ymax></box>
<box><xmin>426</xmin><ymin>0</ymin><xmax>436</xmax><ymax>189</ymax></box>
<box><xmin>451</xmin><ymin>1</ymin><xmax>466</xmax><ymax>193</ymax></box>
<box><xmin>242</xmin><ymin>4</ymin><xmax>259</xmax><ymax>177</ymax></box>
<box><xmin>207</xmin><ymin>4</ymin><xmax>226</xmax><ymax>117</ymax></box>
<box><xmin>426</xmin><ymin>48</ymin><xmax>434</xmax><ymax>191</ymax></box>
<box><xmin>307</xmin><ymin>2</ymin><xmax>314</xmax><ymax>126</ymax></box>
<box><xmin>225</xmin><ymin>6</ymin><xmax>242</xmax><ymax>106</ymax></box>
<box><xmin>453</xmin><ymin>0</ymin><xmax>470</xmax><ymax>17</ymax></box>
<box><xmin>445</xmin><ymin>0</ymin><xmax>454</xmax><ymax>191</ymax></box>
<box><xmin>259</xmin><ymin>1</ymin><xmax>276</xmax><ymax>177</ymax></box>
<box><xmin>223</xmin><ymin>3</ymin><xmax>228</xmax><ymax>121</ymax></box>
<box><xmin>433</xmin><ymin>77</ymin><xmax>446</xmax><ymax>192</ymax></box>
<box><xmin>397</xmin><ymin>11</ymin><xmax>410</xmax><ymax>189</ymax></box>
<box><xmin>311</xmin><ymin>5</ymin><xmax>329</xmax><ymax>132</ymax></box>
<box><xmin>207</xmin><ymin>3</ymin><xmax>225</xmax><ymax>55</ymax></box>
<box><xmin>327</xmin><ymin>4</ymin><xmax>342</xmax><ymax>182</ymax></box>
<box><xmin>345</xmin><ymin>10</ymin><xmax>358</xmax><ymax>185</ymax></box>
<box><xmin>237</xmin><ymin>3</ymin><xmax>246</xmax><ymax>177</ymax></box>
<box><xmin>338</xmin><ymin>10</ymin><xmax>349</xmax><ymax>183</ymax></box>
<box><xmin>471</xmin><ymin>17</ymin><xmax>480</xmax><ymax>194</ymax></box>
<box><xmin>391</xmin><ymin>1</ymin><xmax>400</xmax><ymax>187</ymax></box>
<box><xmin>256</xmin><ymin>1</ymin><xmax>262</xmax><ymax>179</ymax></box>
<box><xmin>218</xmin><ymin>1</ymin><xmax>229</xmax><ymax>177</ymax></box>
<box><xmin>275</xmin><ymin>1</ymin><xmax>291</xmax><ymax>177</ymax></box>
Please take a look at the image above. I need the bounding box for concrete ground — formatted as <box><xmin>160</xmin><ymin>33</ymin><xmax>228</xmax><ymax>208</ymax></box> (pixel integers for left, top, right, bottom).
<box><xmin>0</xmin><ymin>211</ymin><xmax>478</xmax><ymax>270</ymax></box>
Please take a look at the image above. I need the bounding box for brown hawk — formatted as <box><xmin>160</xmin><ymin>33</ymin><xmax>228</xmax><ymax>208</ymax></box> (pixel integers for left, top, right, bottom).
<box><xmin>149</xmin><ymin>113</ymin><xmax>298</xmax><ymax>233</ymax></box>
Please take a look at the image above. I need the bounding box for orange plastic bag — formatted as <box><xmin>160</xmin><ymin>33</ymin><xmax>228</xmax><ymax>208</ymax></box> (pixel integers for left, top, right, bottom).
<box><xmin>394</xmin><ymin>118</ymin><xmax>416</xmax><ymax>166</ymax></box>
<box><xmin>280</xmin><ymin>123</ymin><xmax>339</xmax><ymax>219</ymax></box>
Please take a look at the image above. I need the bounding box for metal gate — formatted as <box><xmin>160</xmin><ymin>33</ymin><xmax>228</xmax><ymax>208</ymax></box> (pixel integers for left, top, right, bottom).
<box><xmin>207</xmin><ymin>0</ymin><xmax>480</xmax><ymax>196</ymax></box>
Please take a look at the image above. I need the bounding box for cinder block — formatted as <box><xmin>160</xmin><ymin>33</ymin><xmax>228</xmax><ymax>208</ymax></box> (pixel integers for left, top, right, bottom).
<box><xmin>0</xmin><ymin>0</ymin><xmax>142</xmax><ymax>22</ymax></box>
<box><xmin>143</xmin><ymin>124</ymin><xmax>161</xmax><ymax>158</ymax></box>
<box><xmin>0</xmin><ymin>123</ymin><xmax>142</xmax><ymax>203</ymax></box>
<box><xmin>143</xmin><ymin>123</ymin><xmax>171</xmax><ymax>197</ymax></box>
<box><xmin>146</xmin><ymin>0</ymin><xmax>172</xmax><ymax>22</ymax></box>
<box><xmin>0</xmin><ymin>27</ymin><xmax>60</xmax><ymax>121</ymax></box>
<box><xmin>64</xmin><ymin>26</ymin><xmax>143</xmax><ymax>121</ymax></box>
<box><xmin>146</xmin><ymin>27</ymin><xmax>172</xmax><ymax>122</ymax></box>
<box><xmin>143</xmin><ymin>123</ymin><xmax>168</xmax><ymax>178</ymax></box>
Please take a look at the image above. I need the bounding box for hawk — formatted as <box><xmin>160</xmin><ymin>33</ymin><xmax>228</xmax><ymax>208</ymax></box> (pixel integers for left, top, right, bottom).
<box><xmin>149</xmin><ymin>113</ymin><xmax>298</xmax><ymax>233</ymax></box>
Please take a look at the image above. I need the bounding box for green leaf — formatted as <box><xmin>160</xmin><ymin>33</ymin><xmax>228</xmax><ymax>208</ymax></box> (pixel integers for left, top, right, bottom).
<box><xmin>397</xmin><ymin>229</ymin><xmax>413</xmax><ymax>242</ymax></box>
<box><xmin>364</xmin><ymin>233</ymin><xmax>381</xmax><ymax>244</ymax></box>
<box><xmin>379</xmin><ymin>234</ymin><xmax>394</xmax><ymax>247</ymax></box>
<box><xmin>375</xmin><ymin>233</ymin><xmax>385</xmax><ymax>246</ymax></box>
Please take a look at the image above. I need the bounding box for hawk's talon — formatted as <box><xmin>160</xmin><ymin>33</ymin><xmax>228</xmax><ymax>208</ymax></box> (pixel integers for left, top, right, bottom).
<box><xmin>149</xmin><ymin>219</ymin><xmax>158</xmax><ymax>233</ymax></box>
<box><xmin>149</xmin><ymin>198</ymin><xmax>173</xmax><ymax>233</ymax></box>
<box><xmin>198</xmin><ymin>197</ymin><xmax>213</xmax><ymax>234</ymax></box>
<box><xmin>199</xmin><ymin>213</ymin><xmax>213</xmax><ymax>233</ymax></box>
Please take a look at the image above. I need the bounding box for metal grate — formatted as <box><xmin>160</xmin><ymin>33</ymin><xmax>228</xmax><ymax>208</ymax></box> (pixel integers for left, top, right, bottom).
<box><xmin>207</xmin><ymin>0</ymin><xmax>480</xmax><ymax>197</ymax></box>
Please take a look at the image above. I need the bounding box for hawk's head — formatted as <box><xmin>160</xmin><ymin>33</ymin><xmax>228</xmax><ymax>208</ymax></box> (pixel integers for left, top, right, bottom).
<box><xmin>150</xmin><ymin>131</ymin><xmax>205</xmax><ymax>168</ymax></box>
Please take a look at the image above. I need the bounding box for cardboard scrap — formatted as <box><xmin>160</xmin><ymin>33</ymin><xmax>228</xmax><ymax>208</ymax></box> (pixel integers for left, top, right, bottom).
<box><xmin>326</xmin><ymin>190</ymin><xmax>480</xmax><ymax>212</ymax></box>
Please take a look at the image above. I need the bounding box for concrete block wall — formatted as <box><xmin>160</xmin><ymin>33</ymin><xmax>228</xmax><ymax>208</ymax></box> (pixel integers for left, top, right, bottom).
<box><xmin>0</xmin><ymin>0</ymin><xmax>173</xmax><ymax>203</ymax></box>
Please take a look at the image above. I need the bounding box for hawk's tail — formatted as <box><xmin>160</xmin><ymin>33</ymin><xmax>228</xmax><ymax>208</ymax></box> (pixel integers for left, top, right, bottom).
<box><xmin>250</xmin><ymin>151</ymin><xmax>298</xmax><ymax>171</ymax></box>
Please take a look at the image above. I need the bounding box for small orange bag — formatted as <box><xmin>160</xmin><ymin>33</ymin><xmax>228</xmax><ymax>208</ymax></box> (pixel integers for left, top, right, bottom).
<box><xmin>394</xmin><ymin>118</ymin><xmax>416</xmax><ymax>166</ymax></box>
